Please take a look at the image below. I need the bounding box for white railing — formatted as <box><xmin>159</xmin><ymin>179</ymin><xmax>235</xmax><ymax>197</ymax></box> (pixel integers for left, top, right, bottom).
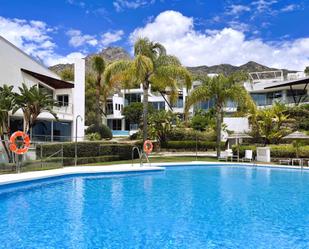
<box><xmin>54</xmin><ymin>102</ymin><xmax>73</xmax><ymax>114</ymax></box>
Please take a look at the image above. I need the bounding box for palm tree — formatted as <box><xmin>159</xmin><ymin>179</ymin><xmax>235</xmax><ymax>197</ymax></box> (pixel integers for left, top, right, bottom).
<box><xmin>92</xmin><ymin>56</ymin><xmax>111</xmax><ymax>127</ymax></box>
<box><xmin>185</xmin><ymin>73</ymin><xmax>255</xmax><ymax>158</ymax></box>
<box><xmin>14</xmin><ymin>83</ymin><xmax>58</xmax><ymax>134</ymax></box>
<box><xmin>250</xmin><ymin>102</ymin><xmax>293</xmax><ymax>144</ymax></box>
<box><xmin>104</xmin><ymin>38</ymin><xmax>192</xmax><ymax>141</ymax></box>
<box><xmin>0</xmin><ymin>85</ymin><xmax>16</xmax><ymax>162</ymax></box>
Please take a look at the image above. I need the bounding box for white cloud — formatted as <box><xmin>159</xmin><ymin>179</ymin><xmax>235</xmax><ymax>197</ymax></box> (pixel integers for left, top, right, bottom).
<box><xmin>113</xmin><ymin>0</ymin><xmax>155</xmax><ymax>12</ymax></box>
<box><xmin>101</xmin><ymin>30</ymin><xmax>124</xmax><ymax>46</ymax></box>
<box><xmin>130</xmin><ymin>10</ymin><xmax>309</xmax><ymax>70</ymax></box>
<box><xmin>0</xmin><ymin>16</ymin><xmax>86</xmax><ymax>66</ymax></box>
<box><xmin>226</xmin><ymin>5</ymin><xmax>251</xmax><ymax>15</ymax></box>
<box><xmin>66</xmin><ymin>29</ymin><xmax>124</xmax><ymax>48</ymax></box>
<box><xmin>0</xmin><ymin>16</ymin><xmax>57</xmax><ymax>62</ymax></box>
<box><xmin>280</xmin><ymin>4</ymin><xmax>300</xmax><ymax>12</ymax></box>
<box><xmin>66</xmin><ymin>29</ymin><xmax>98</xmax><ymax>47</ymax></box>
<box><xmin>251</xmin><ymin>0</ymin><xmax>278</xmax><ymax>13</ymax></box>
<box><xmin>45</xmin><ymin>52</ymin><xmax>86</xmax><ymax>66</ymax></box>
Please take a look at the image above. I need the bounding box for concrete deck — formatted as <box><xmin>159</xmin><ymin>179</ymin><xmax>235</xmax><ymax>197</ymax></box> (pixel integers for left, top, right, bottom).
<box><xmin>0</xmin><ymin>161</ymin><xmax>307</xmax><ymax>187</ymax></box>
<box><xmin>0</xmin><ymin>165</ymin><xmax>165</xmax><ymax>186</ymax></box>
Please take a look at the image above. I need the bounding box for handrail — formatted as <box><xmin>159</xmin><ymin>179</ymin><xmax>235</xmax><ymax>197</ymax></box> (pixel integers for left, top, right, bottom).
<box><xmin>132</xmin><ymin>146</ymin><xmax>142</xmax><ymax>167</ymax></box>
<box><xmin>131</xmin><ymin>146</ymin><xmax>151</xmax><ymax>167</ymax></box>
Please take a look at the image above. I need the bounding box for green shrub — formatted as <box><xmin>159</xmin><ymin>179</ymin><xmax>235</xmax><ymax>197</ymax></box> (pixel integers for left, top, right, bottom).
<box><xmin>166</xmin><ymin>129</ymin><xmax>216</xmax><ymax>141</ymax></box>
<box><xmin>163</xmin><ymin>140</ymin><xmax>225</xmax><ymax>151</ymax></box>
<box><xmin>86</xmin><ymin>124</ymin><xmax>112</xmax><ymax>139</ymax></box>
<box><xmin>63</xmin><ymin>155</ymin><xmax>119</xmax><ymax>166</ymax></box>
<box><xmin>36</xmin><ymin>142</ymin><xmax>135</xmax><ymax>161</ymax></box>
<box><xmin>232</xmin><ymin>144</ymin><xmax>309</xmax><ymax>158</ymax></box>
<box><xmin>87</xmin><ymin>132</ymin><xmax>101</xmax><ymax>141</ymax></box>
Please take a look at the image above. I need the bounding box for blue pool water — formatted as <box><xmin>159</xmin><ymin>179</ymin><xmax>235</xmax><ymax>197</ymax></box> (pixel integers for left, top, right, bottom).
<box><xmin>1</xmin><ymin>165</ymin><xmax>309</xmax><ymax>248</ymax></box>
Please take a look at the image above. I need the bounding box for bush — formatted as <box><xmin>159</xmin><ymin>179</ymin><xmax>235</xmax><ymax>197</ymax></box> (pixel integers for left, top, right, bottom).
<box><xmin>87</xmin><ymin>132</ymin><xmax>101</xmax><ymax>141</ymax></box>
<box><xmin>62</xmin><ymin>155</ymin><xmax>119</xmax><ymax>166</ymax></box>
<box><xmin>166</xmin><ymin>129</ymin><xmax>216</xmax><ymax>141</ymax></box>
<box><xmin>86</xmin><ymin>124</ymin><xmax>112</xmax><ymax>139</ymax></box>
<box><xmin>36</xmin><ymin>142</ymin><xmax>136</xmax><ymax>161</ymax></box>
<box><xmin>232</xmin><ymin>144</ymin><xmax>309</xmax><ymax>158</ymax></box>
<box><xmin>163</xmin><ymin>140</ymin><xmax>225</xmax><ymax>151</ymax></box>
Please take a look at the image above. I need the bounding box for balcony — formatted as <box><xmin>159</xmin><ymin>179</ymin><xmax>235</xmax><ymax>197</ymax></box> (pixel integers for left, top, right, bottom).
<box><xmin>54</xmin><ymin>102</ymin><xmax>73</xmax><ymax>114</ymax></box>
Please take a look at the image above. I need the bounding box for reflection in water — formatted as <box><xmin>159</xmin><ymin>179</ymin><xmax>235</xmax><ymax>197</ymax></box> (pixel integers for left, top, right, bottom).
<box><xmin>68</xmin><ymin>178</ymin><xmax>84</xmax><ymax>248</ymax></box>
<box><xmin>111</xmin><ymin>179</ymin><xmax>123</xmax><ymax>209</ymax></box>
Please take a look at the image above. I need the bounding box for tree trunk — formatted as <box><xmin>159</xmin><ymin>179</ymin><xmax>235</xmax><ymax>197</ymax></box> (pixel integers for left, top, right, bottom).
<box><xmin>216</xmin><ymin>106</ymin><xmax>222</xmax><ymax>158</ymax></box>
<box><xmin>95</xmin><ymin>77</ymin><xmax>101</xmax><ymax>127</ymax></box>
<box><xmin>142</xmin><ymin>82</ymin><xmax>149</xmax><ymax>142</ymax></box>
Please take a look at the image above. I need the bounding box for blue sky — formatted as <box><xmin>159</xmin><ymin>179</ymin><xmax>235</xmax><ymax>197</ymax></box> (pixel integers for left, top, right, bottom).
<box><xmin>0</xmin><ymin>0</ymin><xmax>308</xmax><ymax>69</ymax></box>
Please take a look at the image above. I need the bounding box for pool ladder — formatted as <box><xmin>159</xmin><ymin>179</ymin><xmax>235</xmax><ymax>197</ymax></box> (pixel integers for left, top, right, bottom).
<box><xmin>132</xmin><ymin>146</ymin><xmax>150</xmax><ymax>167</ymax></box>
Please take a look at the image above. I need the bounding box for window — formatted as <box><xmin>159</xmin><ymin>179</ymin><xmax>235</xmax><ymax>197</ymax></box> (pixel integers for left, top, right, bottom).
<box><xmin>107</xmin><ymin>119</ymin><xmax>122</xmax><ymax>130</ymax></box>
<box><xmin>53</xmin><ymin>121</ymin><xmax>72</xmax><ymax>141</ymax></box>
<box><xmin>172</xmin><ymin>95</ymin><xmax>183</xmax><ymax>108</ymax></box>
<box><xmin>57</xmin><ymin>95</ymin><xmax>69</xmax><ymax>107</ymax></box>
<box><xmin>106</xmin><ymin>101</ymin><xmax>113</xmax><ymax>115</ymax></box>
<box><xmin>125</xmin><ymin>93</ymin><xmax>141</xmax><ymax>105</ymax></box>
<box><xmin>151</xmin><ymin>102</ymin><xmax>165</xmax><ymax>110</ymax></box>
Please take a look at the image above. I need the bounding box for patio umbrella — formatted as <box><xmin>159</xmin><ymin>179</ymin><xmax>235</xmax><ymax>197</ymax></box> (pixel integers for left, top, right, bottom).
<box><xmin>283</xmin><ymin>131</ymin><xmax>309</xmax><ymax>140</ymax></box>
<box><xmin>283</xmin><ymin>131</ymin><xmax>309</xmax><ymax>158</ymax></box>
<box><xmin>227</xmin><ymin>133</ymin><xmax>252</xmax><ymax>161</ymax></box>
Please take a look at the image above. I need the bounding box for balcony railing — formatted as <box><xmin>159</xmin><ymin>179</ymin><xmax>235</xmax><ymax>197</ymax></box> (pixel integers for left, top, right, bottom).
<box><xmin>53</xmin><ymin>102</ymin><xmax>73</xmax><ymax>114</ymax></box>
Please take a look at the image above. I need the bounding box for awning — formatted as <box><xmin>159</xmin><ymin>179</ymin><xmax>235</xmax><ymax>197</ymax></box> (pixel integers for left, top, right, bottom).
<box><xmin>21</xmin><ymin>68</ymin><xmax>74</xmax><ymax>89</ymax></box>
<box><xmin>264</xmin><ymin>77</ymin><xmax>309</xmax><ymax>105</ymax></box>
<box><xmin>264</xmin><ymin>77</ymin><xmax>309</xmax><ymax>89</ymax></box>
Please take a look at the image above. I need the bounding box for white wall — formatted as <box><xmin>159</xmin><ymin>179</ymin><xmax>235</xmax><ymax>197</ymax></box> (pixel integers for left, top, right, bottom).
<box><xmin>72</xmin><ymin>59</ymin><xmax>85</xmax><ymax>141</ymax></box>
<box><xmin>0</xmin><ymin>37</ymin><xmax>59</xmax><ymax>88</ymax></box>
<box><xmin>222</xmin><ymin>117</ymin><xmax>250</xmax><ymax>141</ymax></box>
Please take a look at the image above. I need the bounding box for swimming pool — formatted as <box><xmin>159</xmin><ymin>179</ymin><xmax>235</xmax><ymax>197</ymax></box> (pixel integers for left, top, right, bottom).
<box><xmin>0</xmin><ymin>165</ymin><xmax>309</xmax><ymax>248</ymax></box>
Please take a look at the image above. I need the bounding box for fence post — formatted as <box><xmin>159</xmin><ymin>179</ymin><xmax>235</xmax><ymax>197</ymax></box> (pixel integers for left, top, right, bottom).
<box><xmin>40</xmin><ymin>144</ymin><xmax>43</xmax><ymax>168</ymax></box>
<box><xmin>61</xmin><ymin>144</ymin><xmax>64</xmax><ymax>167</ymax></box>
<box><xmin>195</xmin><ymin>133</ymin><xmax>198</xmax><ymax>161</ymax></box>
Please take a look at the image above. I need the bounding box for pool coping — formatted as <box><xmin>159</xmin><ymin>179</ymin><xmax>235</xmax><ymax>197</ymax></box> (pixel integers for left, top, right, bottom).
<box><xmin>0</xmin><ymin>165</ymin><xmax>165</xmax><ymax>186</ymax></box>
<box><xmin>0</xmin><ymin>161</ymin><xmax>307</xmax><ymax>186</ymax></box>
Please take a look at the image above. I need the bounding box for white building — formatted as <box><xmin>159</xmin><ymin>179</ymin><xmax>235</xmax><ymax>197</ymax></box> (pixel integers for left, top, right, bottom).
<box><xmin>0</xmin><ymin>36</ymin><xmax>85</xmax><ymax>142</ymax></box>
<box><xmin>245</xmin><ymin>70</ymin><xmax>309</xmax><ymax>107</ymax></box>
<box><xmin>104</xmin><ymin>84</ymin><xmax>192</xmax><ymax>136</ymax></box>
<box><xmin>104</xmin><ymin>69</ymin><xmax>309</xmax><ymax>136</ymax></box>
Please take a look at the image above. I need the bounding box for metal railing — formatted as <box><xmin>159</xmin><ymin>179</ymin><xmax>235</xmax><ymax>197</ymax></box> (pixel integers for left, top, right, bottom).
<box><xmin>53</xmin><ymin>102</ymin><xmax>73</xmax><ymax>114</ymax></box>
<box><xmin>131</xmin><ymin>146</ymin><xmax>150</xmax><ymax>167</ymax></box>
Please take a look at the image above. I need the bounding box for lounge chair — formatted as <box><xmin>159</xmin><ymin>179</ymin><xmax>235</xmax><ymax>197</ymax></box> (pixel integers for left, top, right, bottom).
<box><xmin>241</xmin><ymin>150</ymin><xmax>253</xmax><ymax>162</ymax></box>
<box><xmin>218</xmin><ymin>149</ymin><xmax>233</xmax><ymax>161</ymax></box>
<box><xmin>279</xmin><ymin>159</ymin><xmax>291</xmax><ymax>165</ymax></box>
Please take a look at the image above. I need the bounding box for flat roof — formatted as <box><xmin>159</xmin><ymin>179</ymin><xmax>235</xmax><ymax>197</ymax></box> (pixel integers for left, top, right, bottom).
<box><xmin>264</xmin><ymin>77</ymin><xmax>309</xmax><ymax>89</ymax></box>
<box><xmin>21</xmin><ymin>68</ymin><xmax>74</xmax><ymax>89</ymax></box>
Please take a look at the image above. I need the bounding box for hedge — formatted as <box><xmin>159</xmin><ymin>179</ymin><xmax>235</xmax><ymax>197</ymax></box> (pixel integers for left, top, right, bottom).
<box><xmin>166</xmin><ymin>129</ymin><xmax>216</xmax><ymax>141</ymax></box>
<box><xmin>62</xmin><ymin>155</ymin><xmax>119</xmax><ymax>166</ymax></box>
<box><xmin>232</xmin><ymin>144</ymin><xmax>309</xmax><ymax>158</ymax></box>
<box><xmin>162</xmin><ymin>140</ymin><xmax>225</xmax><ymax>151</ymax></box>
<box><xmin>36</xmin><ymin>142</ymin><xmax>138</xmax><ymax>163</ymax></box>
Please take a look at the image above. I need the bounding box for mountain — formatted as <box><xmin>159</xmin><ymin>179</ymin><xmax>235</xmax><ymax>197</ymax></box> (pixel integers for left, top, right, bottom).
<box><xmin>187</xmin><ymin>61</ymin><xmax>294</xmax><ymax>76</ymax></box>
<box><xmin>50</xmin><ymin>47</ymin><xmax>294</xmax><ymax>77</ymax></box>
<box><xmin>49</xmin><ymin>47</ymin><xmax>131</xmax><ymax>75</ymax></box>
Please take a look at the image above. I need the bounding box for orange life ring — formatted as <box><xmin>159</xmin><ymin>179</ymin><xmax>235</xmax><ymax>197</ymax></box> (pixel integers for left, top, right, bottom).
<box><xmin>143</xmin><ymin>140</ymin><xmax>153</xmax><ymax>154</ymax></box>
<box><xmin>9</xmin><ymin>131</ymin><xmax>31</xmax><ymax>155</ymax></box>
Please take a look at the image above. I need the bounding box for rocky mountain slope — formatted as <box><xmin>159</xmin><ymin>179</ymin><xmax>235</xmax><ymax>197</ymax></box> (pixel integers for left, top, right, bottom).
<box><xmin>49</xmin><ymin>47</ymin><xmax>131</xmax><ymax>75</ymax></box>
<box><xmin>50</xmin><ymin>47</ymin><xmax>293</xmax><ymax>77</ymax></box>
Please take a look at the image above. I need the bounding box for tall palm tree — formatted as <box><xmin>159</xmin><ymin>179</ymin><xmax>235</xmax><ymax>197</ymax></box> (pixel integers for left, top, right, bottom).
<box><xmin>14</xmin><ymin>83</ymin><xmax>58</xmax><ymax>134</ymax></box>
<box><xmin>92</xmin><ymin>56</ymin><xmax>111</xmax><ymax>127</ymax></box>
<box><xmin>185</xmin><ymin>73</ymin><xmax>255</xmax><ymax>158</ymax></box>
<box><xmin>104</xmin><ymin>38</ymin><xmax>192</xmax><ymax>141</ymax></box>
<box><xmin>0</xmin><ymin>85</ymin><xmax>16</xmax><ymax>162</ymax></box>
